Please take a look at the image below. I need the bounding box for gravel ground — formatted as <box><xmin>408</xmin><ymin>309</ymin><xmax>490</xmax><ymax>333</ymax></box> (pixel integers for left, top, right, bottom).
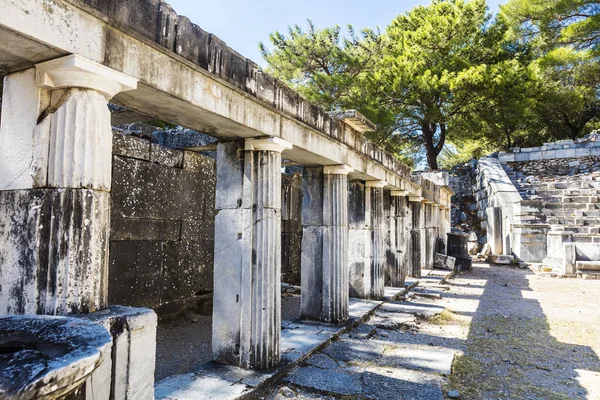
<box><xmin>155</xmin><ymin>293</ymin><xmax>302</xmax><ymax>382</ymax></box>
<box><xmin>264</xmin><ymin>263</ymin><xmax>600</xmax><ymax>400</ymax></box>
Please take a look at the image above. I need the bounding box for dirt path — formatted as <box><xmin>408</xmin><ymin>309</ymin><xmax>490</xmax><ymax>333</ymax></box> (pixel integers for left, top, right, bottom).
<box><xmin>445</xmin><ymin>263</ymin><xmax>600</xmax><ymax>400</ymax></box>
<box><xmin>264</xmin><ymin>263</ymin><xmax>600</xmax><ymax>399</ymax></box>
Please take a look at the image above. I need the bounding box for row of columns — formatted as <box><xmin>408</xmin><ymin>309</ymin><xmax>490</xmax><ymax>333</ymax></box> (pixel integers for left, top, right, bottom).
<box><xmin>0</xmin><ymin>54</ymin><xmax>449</xmax><ymax>374</ymax></box>
<box><xmin>210</xmin><ymin>144</ymin><xmax>441</xmax><ymax>369</ymax></box>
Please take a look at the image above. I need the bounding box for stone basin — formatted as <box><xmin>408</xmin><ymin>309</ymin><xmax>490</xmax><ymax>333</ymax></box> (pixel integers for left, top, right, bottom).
<box><xmin>0</xmin><ymin>315</ymin><xmax>112</xmax><ymax>400</ymax></box>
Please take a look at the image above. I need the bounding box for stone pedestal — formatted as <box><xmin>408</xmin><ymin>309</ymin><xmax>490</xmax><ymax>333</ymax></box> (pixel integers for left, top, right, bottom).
<box><xmin>212</xmin><ymin>137</ymin><xmax>292</xmax><ymax>370</ymax></box>
<box><xmin>301</xmin><ymin>165</ymin><xmax>352</xmax><ymax>323</ymax></box>
<box><xmin>486</xmin><ymin>207</ymin><xmax>503</xmax><ymax>254</ymax></box>
<box><xmin>0</xmin><ymin>55</ymin><xmax>137</xmax><ymax>315</ymax></box>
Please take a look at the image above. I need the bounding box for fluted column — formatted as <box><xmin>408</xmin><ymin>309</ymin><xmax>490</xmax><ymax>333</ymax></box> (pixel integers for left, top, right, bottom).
<box><xmin>301</xmin><ymin>165</ymin><xmax>351</xmax><ymax>323</ymax></box>
<box><xmin>366</xmin><ymin>181</ymin><xmax>386</xmax><ymax>299</ymax></box>
<box><xmin>389</xmin><ymin>190</ymin><xmax>409</xmax><ymax>286</ymax></box>
<box><xmin>212</xmin><ymin>137</ymin><xmax>292</xmax><ymax>370</ymax></box>
<box><xmin>0</xmin><ymin>55</ymin><xmax>137</xmax><ymax>315</ymax></box>
<box><xmin>408</xmin><ymin>196</ymin><xmax>424</xmax><ymax>278</ymax></box>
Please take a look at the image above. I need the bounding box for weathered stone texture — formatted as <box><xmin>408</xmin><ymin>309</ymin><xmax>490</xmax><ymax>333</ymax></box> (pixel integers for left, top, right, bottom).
<box><xmin>281</xmin><ymin>172</ymin><xmax>302</xmax><ymax>285</ymax></box>
<box><xmin>108</xmin><ymin>132</ymin><xmax>215</xmax><ymax>316</ymax></box>
<box><xmin>0</xmin><ymin>188</ymin><xmax>109</xmax><ymax>315</ymax></box>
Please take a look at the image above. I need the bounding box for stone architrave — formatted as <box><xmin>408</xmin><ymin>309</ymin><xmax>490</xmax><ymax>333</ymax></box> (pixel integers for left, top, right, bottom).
<box><xmin>212</xmin><ymin>137</ymin><xmax>292</xmax><ymax>370</ymax></box>
<box><xmin>0</xmin><ymin>55</ymin><xmax>137</xmax><ymax>316</ymax></box>
<box><xmin>301</xmin><ymin>165</ymin><xmax>352</xmax><ymax>323</ymax></box>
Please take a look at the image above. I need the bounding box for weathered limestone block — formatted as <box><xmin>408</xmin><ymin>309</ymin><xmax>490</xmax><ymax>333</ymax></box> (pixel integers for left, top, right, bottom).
<box><xmin>0</xmin><ymin>189</ymin><xmax>110</xmax><ymax>315</ymax></box>
<box><xmin>487</xmin><ymin>254</ymin><xmax>515</xmax><ymax>265</ymax></box>
<box><xmin>433</xmin><ymin>253</ymin><xmax>456</xmax><ymax>270</ymax></box>
<box><xmin>82</xmin><ymin>306</ymin><xmax>157</xmax><ymax>400</ymax></box>
<box><xmin>212</xmin><ymin>138</ymin><xmax>291</xmax><ymax>370</ymax></box>
<box><xmin>486</xmin><ymin>207</ymin><xmax>503</xmax><ymax>254</ymax></box>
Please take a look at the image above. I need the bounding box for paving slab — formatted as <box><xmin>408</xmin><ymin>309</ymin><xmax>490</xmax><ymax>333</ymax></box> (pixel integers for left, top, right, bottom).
<box><xmin>360</xmin><ymin>366</ymin><xmax>445</xmax><ymax>400</ymax></box>
<box><xmin>284</xmin><ymin>366</ymin><xmax>363</xmax><ymax>396</ymax></box>
<box><xmin>155</xmin><ymin>286</ymin><xmax>408</xmax><ymax>399</ymax></box>
<box><xmin>379</xmin><ymin>301</ymin><xmax>446</xmax><ymax>319</ymax></box>
<box><xmin>378</xmin><ymin>343</ymin><xmax>455</xmax><ymax>375</ymax></box>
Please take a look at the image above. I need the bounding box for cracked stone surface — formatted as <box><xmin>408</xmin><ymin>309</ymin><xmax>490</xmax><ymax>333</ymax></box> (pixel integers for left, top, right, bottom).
<box><xmin>270</xmin><ymin>269</ymin><xmax>456</xmax><ymax>400</ymax></box>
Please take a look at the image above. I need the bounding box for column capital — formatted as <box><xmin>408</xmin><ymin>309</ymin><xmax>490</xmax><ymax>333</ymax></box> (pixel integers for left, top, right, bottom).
<box><xmin>365</xmin><ymin>180</ymin><xmax>387</xmax><ymax>188</ymax></box>
<box><xmin>36</xmin><ymin>55</ymin><xmax>138</xmax><ymax>100</ymax></box>
<box><xmin>390</xmin><ymin>190</ymin><xmax>408</xmax><ymax>197</ymax></box>
<box><xmin>323</xmin><ymin>164</ymin><xmax>353</xmax><ymax>175</ymax></box>
<box><xmin>245</xmin><ymin>137</ymin><xmax>292</xmax><ymax>153</ymax></box>
<box><xmin>408</xmin><ymin>196</ymin><xmax>424</xmax><ymax>203</ymax></box>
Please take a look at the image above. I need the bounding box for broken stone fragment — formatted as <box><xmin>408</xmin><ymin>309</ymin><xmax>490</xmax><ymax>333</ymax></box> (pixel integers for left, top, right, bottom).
<box><xmin>487</xmin><ymin>254</ymin><xmax>515</xmax><ymax>265</ymax></box>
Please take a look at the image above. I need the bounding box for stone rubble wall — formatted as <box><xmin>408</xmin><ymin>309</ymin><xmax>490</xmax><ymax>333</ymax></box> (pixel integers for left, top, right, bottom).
<box><xmin>499</xmin><ymin>134</ymin><xmax>600</xmax><ymax>166</ymax></box>
<box><xmin>506</xmin><ymin>156</ymin><xmax>600</xmax><ymax>177</ymax></box>
<box><xmin>281</xmin><ymin>171</ymin><xmax>303</xmax><ymax>286</ymax></box>
<box><xmin>109</xmin><ymin>130</ymin><xmax>216</xmax><ymax>317</ymax></box>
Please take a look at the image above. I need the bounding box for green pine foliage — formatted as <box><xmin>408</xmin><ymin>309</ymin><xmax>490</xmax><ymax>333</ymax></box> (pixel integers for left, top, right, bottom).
<box><xmin>261</xmin><ymin>0</ymin><xmax>600</xmax><ymax>170</ymax></box>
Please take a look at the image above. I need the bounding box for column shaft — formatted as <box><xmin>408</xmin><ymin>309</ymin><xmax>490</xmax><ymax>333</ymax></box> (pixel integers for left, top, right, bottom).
<box><xmin>212</xmin><ymin>138</ymin><xmax>290</xmax><ymax>370</ymax></box>
<box><xmin>301</xmin><ymin>166</ymin><xmax>349</xmax><ymax>323</ymax></box>
<box><xmin>369</xmin><ymin>185</ymin><xmax>385</xmax><ymax>299</ymax></box>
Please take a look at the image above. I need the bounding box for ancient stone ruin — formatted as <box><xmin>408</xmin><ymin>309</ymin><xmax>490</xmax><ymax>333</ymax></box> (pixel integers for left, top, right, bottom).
<box><xmin>0</xmin><ymin>1</ymin><xmax>454</xmax><ymax>398</ymax></box>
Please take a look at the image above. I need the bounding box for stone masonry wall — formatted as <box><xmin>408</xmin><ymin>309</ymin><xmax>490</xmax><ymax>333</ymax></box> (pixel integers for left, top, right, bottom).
<box><xmin>281</xmin><ymin>171</ymin><xmax>303</xmax><ymax>286</ymax></box>
<box><xmin>507</xmin><ymin>156</ymin><xmax>600</xmax><ymax>177</ymax></box>
<box><xmin>109</xmin><ymin>130</ymin><xmax>216</xmax><ymax>317</ymax></box>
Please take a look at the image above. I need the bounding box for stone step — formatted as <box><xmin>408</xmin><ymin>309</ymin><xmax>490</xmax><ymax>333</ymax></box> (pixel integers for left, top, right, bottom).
<box><xmin>561</xmin><ymin>227</ymin><xmax>600</xmax><ymax>234</ymax></box>
<box><xmin>576</xmin><ymin>261</ymin><xmax>600</xmax><ymax>271</ymax></box>
<box><xmin>577</xmin><ymin>270</ymin><xmax>600</xmax><ymax>279</ymax></box>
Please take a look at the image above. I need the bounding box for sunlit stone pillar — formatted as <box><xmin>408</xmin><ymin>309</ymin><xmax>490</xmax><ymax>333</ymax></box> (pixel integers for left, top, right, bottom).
<box><xmin>366</xmin><ymin>181</ymin><xmax>386</xmax><ymax>299</ymax></box>
<box><xmin>212</xmin><ymin>137</ymin><xmax>292</xmax><ymax>370</ymax></box>
<box><xmin>0</xmin><ymin>55</ymin><xmax>137</xmax><ymax>315</ymax></box>
<box><xmin>301</xmin><ymin>165</ymin><xmax>352</xmax><ymax>323</ymax></box>
<box><xmin>408</xmin><ymin>196</ymin><xmax>424</xmax><ymax>278</ymax></box>
<box><xmin>388</xmin><ymin>190</ymin><xmax>408</xmax><ymax>286</ymax></box>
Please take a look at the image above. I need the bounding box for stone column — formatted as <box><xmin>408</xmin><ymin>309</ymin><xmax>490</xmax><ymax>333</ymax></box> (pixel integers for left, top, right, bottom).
<box><xmin>212</xmin><ymin>137</ymin><xmax>292</xmax><ymax>370</ymax></box>
<box><xmin>389</xmin><ymin>191</ymin><xmax>408</xmax><ymax>286</ymax></box>
<box><xmin>408</xmin><ymin>197</ymin><xmax>424</xmax><ymax>278</ymax></box>
<box><xmin>366</xmin><ymin>181</ymin><xmax>386</xmax><ymax>299</ymax></box>
<box><xmin>486</xmin><ymin>207</ymin><xmax>503</xmax><ymax>254</ymax></box>
<box><xmin>301</xmin><ymin>165</ymin><xmax>352</xmax><ymax>323</ymax></box>
<box><xmin>0</xmin><ymin>55</ymin><xmax>137</xmax><ymax>315</ymax></box>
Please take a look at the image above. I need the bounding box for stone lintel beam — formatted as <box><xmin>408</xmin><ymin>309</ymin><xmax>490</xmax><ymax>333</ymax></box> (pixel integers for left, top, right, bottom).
<box><xmin>391</xmin><ymin>190</ymin><xmax>408</xmax><ymax>197</ymax></box>
<box><xmin>409</xmin><ymin>196</ymin><xmax>425</xmax><ymax>203</ymax></box>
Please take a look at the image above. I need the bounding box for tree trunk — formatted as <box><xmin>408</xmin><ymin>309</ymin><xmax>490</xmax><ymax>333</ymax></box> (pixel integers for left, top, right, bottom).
<box><xmin>422</xmin><ymin>122</ymin><xmax>441</xmax><ymax>170</ymax></box>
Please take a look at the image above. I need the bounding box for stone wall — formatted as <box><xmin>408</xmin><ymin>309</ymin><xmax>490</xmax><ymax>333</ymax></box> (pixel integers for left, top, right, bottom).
<box><xmin>281</xmin><ymin>171</ymin><xmax>303</xmax><ymax>285</ymax></box>
<box><xmin>499</xmin><ymin>133</ymin><xmax>600</xmax><ymax>166</ymax></box>
<box><xmin>109</xmin><ymin>130</ymin><xmax>216</xmax><ymax>316</ymax></box>
<box><xmin>507</xmin><ymin>156</ymin><xmax>600</xmax><ymax>177</ymax></box>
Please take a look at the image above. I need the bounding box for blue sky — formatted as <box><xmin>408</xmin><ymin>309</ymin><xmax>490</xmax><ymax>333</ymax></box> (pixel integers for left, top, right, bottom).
<box><xmin>167</xmin><ymin>0</ymin><xmax>508</xmax><ymax>66</ymax></box>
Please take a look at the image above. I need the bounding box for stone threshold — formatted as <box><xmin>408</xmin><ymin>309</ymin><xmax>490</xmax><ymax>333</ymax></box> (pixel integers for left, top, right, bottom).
<box><xmin>154</xmin><ymin>284</ymin><xmax>417</xmax><ymax>400</ymax></box>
